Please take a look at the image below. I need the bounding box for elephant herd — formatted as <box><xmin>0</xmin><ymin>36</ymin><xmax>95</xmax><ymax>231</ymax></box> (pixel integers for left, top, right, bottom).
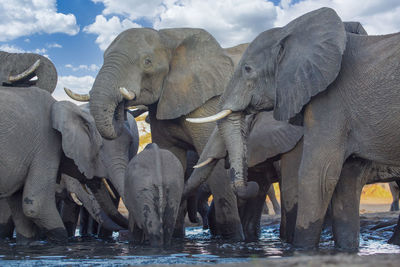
<box><xmin>1</xmin><ymin>7</ymin><xmax>400</xmax><ymax>251</ymax></box>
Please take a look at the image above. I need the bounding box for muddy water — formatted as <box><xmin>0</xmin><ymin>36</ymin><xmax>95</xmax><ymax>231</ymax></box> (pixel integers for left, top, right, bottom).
<box><xmin>0</xmin><ymin>213</ymin><xmax>399</xmax><ymax>266</ymax></box>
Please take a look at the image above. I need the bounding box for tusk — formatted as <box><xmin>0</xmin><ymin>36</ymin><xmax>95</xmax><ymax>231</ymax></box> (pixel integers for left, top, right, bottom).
<box><xmin>81</xmin><ymin>183</ymin><xmax>90</xmax><ymax>194</ymax></box>
<box><xmin>70</xmin><ymin>192</ymin><xmax>83</xmax><ymax>206</ymax></box>
<box><xmin>9</xmin><ymin>59</ymin><xmax>41</xmax><ymax>82</ymax></box>
<box><xmin>193</xmin><ymin>158</ymin><xmax>214</xmax><ymax>169</ymax></box>
<box><xmin>102</xmin><ymin>178</ymin><xmax>117</xmax><ymax>200</ymax></box>
<box><xmin>64</xmin><ymin>87</ymin><xmax>90</xmax><ymax>102</ymax></box>
<box><xmin>120</xmin><ymin>87</ymin><xmax>135</xmax><ymax>100</ymax></box>
<box><xmin>186</xmin><ymin>110</ymin><xmax>232</xmax><ymax>123</ymax></box>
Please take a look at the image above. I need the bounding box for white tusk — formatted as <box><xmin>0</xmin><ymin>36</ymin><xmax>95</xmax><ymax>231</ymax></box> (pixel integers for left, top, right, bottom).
<box><xmin>193</xmin><ymin>158</ymin><xmax>214</xmax><ymax>169</ymax></box>
<box><xmin>64</xmin><ymin>87</ymin><xmax>90</xmax><ymax>102</ymax></box>
<box><xmin>70</xmin><ymin>193</ymin><xmax>83</xmax><ymax>206</ymax></box>
<box><xmin>9</xmin><ymin>59</ymin><xmax>41</xmax><ymax>82</ymax></box>
<box><xmin>102</xmin><ymin>178</ymin><xmax>117</xmax><ymax>199</ymax></box>
<box><xmin>119</xmin><ymin>87</ymin><xmax>135</xmax><ymax>100</ymax></box>
<box><xmin>186</xmin><ymin>110</ymin><xmax>232</xmax><ymax>123</ymax></box>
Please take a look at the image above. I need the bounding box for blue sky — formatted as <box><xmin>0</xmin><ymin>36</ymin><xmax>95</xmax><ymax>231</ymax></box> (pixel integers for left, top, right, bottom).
<box><xmin>1</xmin><ymin>0</ymin><xmax>399</xmax><ymax>102</ymax></box>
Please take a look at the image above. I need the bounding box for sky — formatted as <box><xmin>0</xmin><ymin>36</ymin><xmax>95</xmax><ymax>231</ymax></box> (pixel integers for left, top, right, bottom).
<box><xmin>1</xmin><ymin>0</ymin><xmax>400</xmax><ymax>102</ymax></box>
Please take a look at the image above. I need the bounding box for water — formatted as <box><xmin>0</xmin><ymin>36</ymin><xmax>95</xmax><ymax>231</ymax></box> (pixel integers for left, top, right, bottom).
<box><xmin>0</xmin><ymin>214</ymin><xmax>399</xmax><ymax>266</ymax></box>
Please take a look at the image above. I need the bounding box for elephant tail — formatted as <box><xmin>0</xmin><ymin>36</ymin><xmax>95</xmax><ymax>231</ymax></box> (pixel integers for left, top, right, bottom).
<box><xmin>150</xmin><ymin>143</ymin><xmax>165</xmax><ymax>225</ymax></box>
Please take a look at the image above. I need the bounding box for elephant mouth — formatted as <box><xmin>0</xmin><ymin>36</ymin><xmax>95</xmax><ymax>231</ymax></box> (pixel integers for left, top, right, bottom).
<box><xmin>3</xmin><ymin>72</ymin><xmax>38</xmax><ymax>87</ymax></box>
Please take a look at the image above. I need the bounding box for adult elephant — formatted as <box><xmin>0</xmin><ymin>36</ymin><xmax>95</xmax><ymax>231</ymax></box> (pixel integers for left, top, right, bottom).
<box><xmin>0</xmin><ymin>51</ymin><xmax>57</xmax><ymax>93</ymax></box>
<box><xmin>0</xmin><ymin>85</ymin><xmax>137</xmax><ymax>243</ymax></box>
<box><xmin>67</xmin><ymin>28</ymin><xmax>249</xmax><ymax>240</ymax></box>
<box><xmin>189</xmin><ymin>7</ymin><xmax>400</xmax><ymax>248</ymax></box>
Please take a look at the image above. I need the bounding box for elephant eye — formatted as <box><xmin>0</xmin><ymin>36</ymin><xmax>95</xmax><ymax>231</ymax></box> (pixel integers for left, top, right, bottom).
<box><xmin>244</xmin><ymin>65</ymin><xmax>252</xmax><ymax>73</ymax></box>
<box><xmin>143</xmin><ymin>58</ymin><xmax>152</xmax><ymax>66</ymax></box>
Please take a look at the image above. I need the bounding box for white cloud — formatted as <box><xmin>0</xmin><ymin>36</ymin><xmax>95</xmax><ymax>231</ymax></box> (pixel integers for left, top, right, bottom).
<box><xmin>86</xmin><ymin>0</ymin><xmax>400</xmax><ymax>50</ymax></box>
<box><xmin>65</xmin><ymin>63</ymin><xmax>100</xmax><ymax>72</ymax></box>
<box><xmin>83</xmin><ymin>15</ymin><xmax>142</xmax><ymax>50</ymax></box>
<box><xmin>53</xmin><ymin>75</ymin><xmax>95</xmax><ymax>103</ymax></box>
<box><xmin>0</xmin><ymin>44</ymin><xmax>49</xmax><ymax>59</ymax></box>
<box><xmin>154</xmin><ymin>0</ymin><xmax>277</xmax><ymax>47</ymax></box>
<box><xmin>47</xmin><ymin>43</ymin><xmax>62</xmax><ymax>49</ymax></box>
<box><xmin>92</xmin><ymin>0</ymin><xmax>164</xmax><ymax>20</ymax></box>
<box><xmin>274</xmin><ymin>0</ymin><xmax>400</xmax><ymax>35</ymax></box>
<box><xmin>0</xmin><ymin>0</ymin><xmax>79</xmax><ymax>42</ymax></box>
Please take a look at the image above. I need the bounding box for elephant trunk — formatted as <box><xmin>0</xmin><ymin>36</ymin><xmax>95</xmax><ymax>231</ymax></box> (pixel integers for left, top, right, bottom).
<box><xmin>86</xmin><ymin>178</ymin><xmax>128</xmax><ymax>229</ymax></box>
<box><xmin>25</xmin><ymin>53</ymin><xmax>58</xmax><ymax>93</ymax></box>
<box><xmin>89</xmin><ymin>66</ymin><xmax>124</xmax><ymax>140</ymax></box>
<box><xmin>217</xmin><ymin>112</ymin><xmax>259</xmax><ymax>199</ymax></box>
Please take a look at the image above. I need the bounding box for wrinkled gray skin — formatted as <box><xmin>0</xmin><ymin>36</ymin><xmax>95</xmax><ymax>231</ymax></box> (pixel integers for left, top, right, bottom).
<box><xmin>389</xmin><ymin>181</ymin><xmax>399</xmax><ymax>211</ymax></box>
<box><xmin>331</xmin><ymin>159</ymin><xmax>400</xmax><ymax>249</ymax></box>
<box><xmin>0</xmin><ymin>174</ymin><xmax>123</xmax><ymax>245</ymax></box>
<box><xmin>0</xmin><ymin>86</ymin><xmax>137</xmax><ymax>243</ymax></box>
<box><xmin>125</xmin><ymin>143</ymin><xmax>184</xmax><ymax>247</ymax></box>
<box><xmin>89</xmin><ymin>27</ymin><xmax>248</xmax><ymax>240</ymax></box>
<box><xmin>214</xmin><ymin>7</ymin><xmax>400</xmax><ymax>247</ymax></box>
<box><xmin>184</xmin><ymin>111</ymin><xmax>302</xmax><ymax>240</ymax></box>
<box><xmin>0</xmin><ymin>51</ymin><xmax>57</xmax><ymax>93</ymax></box>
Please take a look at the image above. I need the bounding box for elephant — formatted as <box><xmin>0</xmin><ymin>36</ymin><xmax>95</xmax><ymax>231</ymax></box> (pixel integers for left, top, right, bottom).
<box><xmin>0</xmin><ymin>85</ymin><xmax>138</xmax><ymax>243</ymax></box>
<box><xmin>0</xmin><ymin>174</ymin><xmax>123</xmax><ymax>244</ymax></box>
<box><xmin>389</xmin><ymin>181</ymin><xmax>400</xmax><ymax>211</ymax></box>
<box><xmin>0</xmin><ymin>51</ymin><xmax>57</xmax><ymax>93</ymax></box>
<box><xmin>125</xmin><ymin>143</ymin><xmax>184</xmax><ymax>246</ymax></box>
<box><xmin>66</xmin><ymin>27</ymin><xmax>251</xmax><ymax>240</ymax></box>
<box><xmin>184</xmin><ymin>110</ymin><xmax>302</xmax><ymax>240</ymax></box>
<box><xmin>189</xmin><ymin>7</ymin><xmax>400</xmax><ymax>248</ymax></box>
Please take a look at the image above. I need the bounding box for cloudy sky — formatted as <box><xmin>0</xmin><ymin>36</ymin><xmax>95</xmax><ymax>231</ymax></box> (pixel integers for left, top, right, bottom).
<box><xmin>1</xmin><ymin>0</ymin><xmax>399</xmax><ymax>101</ymax></box>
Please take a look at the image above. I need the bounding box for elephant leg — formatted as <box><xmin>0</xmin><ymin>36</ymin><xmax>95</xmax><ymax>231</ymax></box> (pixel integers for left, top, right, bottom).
<box><xmin>267</xmin><ymin>185</ymin><xmax>281</xmax><ymax>215</ymax></box>
<box><xmin>173</xmin><ymin>199</ymin><xmax>187</xmax><ymax>238</ymax></box>
<box><xmin>207</xmin><ymin>200</ymin><xmax>217</xmax><ymax>236</ymax></box>
<box><xmin>60</xmin><ymin>198</ymin><xmax>80</xmax><ymax>238</ymax></box>
<box><xmin>388</xmin><ymin>213</ymin><xmax>400</xmax><ymax>245</ymax></box>
<box><xmin>279</xmin><ymin>138</ymin><xmax>303</xmax><ymax>243</ymax></box>
<box><xmin>197</xmin><ymin>184</ymin><xmax>211</xmax><ymax>229</ymax></box>
<box><xmin>331</xmin><ymin>162</ymin><xmax>365</xmax><ymax>250</ymax></box>
<box><xmin>79</xmin><ymin>207</ymin><xmax>90</xmax><ymax>236</ymax></box>
<box><xmin>7</xmin><ymin>191</ymin><xmax>40</xmax><ymax>245</ymax></box>
<box><xmin>0</xmin><ymin>199</ymin><xmax>14</xmax><ymax>239</ymax></box>
<box><xmin>389</xmin><ymin>182</ymin><xmax>400</xmax><ymax>211</ymax></box>
<box><xmin>207</xmin><ymin>161</ymin><xmax>244</xmax><ymax>240</ymax></box>
<box><xmin>22</xmin><ymin>153</ymin><xmax>67</xmax><ymax>243</ymax></box>
<box><xmin>293</xmin><ymin>132</ymin><xmax>346</xmax><ymax>248</ymax></box>
<box><xmin>239</xmin><ymin>165</ymin><xmax>273</xmax><ymax>241</ymax></box>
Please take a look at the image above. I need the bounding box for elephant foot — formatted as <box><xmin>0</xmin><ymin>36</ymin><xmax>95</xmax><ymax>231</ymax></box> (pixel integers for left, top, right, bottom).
<box><xmin>45</xmin><ymin>227</ymin><xmax>68</xmax><ymax>244</ymax></box>
<box><xmin>16</xmin><ymin>233</ymin><xmax>41</xmax><ymax>246</ymax></box>
<box><xmin>388</xmin><ymin>234</ymin><xmax>400</xmax><ymax>246</ymax></box>
<box><xmin>332</xmin><ymin>219</ymin><xmax>359</xmax><ymax>251</ymax></box>
<box><xmin>280</xmin><ymin>205</ymin><xmax>297</xmax><ymax>244</ymax></box>
<box><xmin>217</xmin><ymin>221</ymin><xmax>244</xmax><ymax>241</ymax></box>
<box><xmin>292</xmin><ymin>219</ymin><xmax>323</xmax><ymax>249</ymax></box>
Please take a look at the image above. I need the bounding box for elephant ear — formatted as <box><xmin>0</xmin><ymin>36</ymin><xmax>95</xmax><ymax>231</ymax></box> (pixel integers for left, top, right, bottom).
<box><xmin>52</xmin><ymin>101</ymin><xmax>103</xmax><ymax>179</ymax></box>
<box><xmin>156</xmin><ymin>30</ymin><xmax>233</xmax><ymax>120</ymax></box>
<box><xmin>343</xmin><ymin>21</ymin><xmax>367</xmax><ymax>35</ymax></box>
<box><xmin>274</xmin><ymin>7</ymin><xmax>346</xmax><ymax>121</ymax></box>
<box><xmin>247</xmin><ymin>111</ymin><xmax>303</xmax><ymax>167</ymax></box>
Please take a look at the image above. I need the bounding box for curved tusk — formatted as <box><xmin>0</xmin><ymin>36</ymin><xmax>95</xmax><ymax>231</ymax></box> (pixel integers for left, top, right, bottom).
<box><xmin>70</xmin><ymin>192</ymin><xmax>83</xmax><ymax>206</ymax></box>
<box><xmin>193</xmin><ymin>158</ymin><xmax>214</xmax><ymax>169</ymax></box>
<box><xmin>102</xmin><ymin>178</ymin><xmax>117</xmax><ymax>200</ymax></box>
<box><xmin>186</xmin><ymin>110</ymin><xmax>232</xmax><ymax>123</ymax></box>
<box><xmin>81</xmin><ymin>183</ymin><xmax>90</xmax><ymax>195</ymax></box>
<box><xmin>64</xmin><ymin>87</ymin><xmax>90</xmax><ymax>102</ymax></box>
<box><xmin>120</xmin><ymin>87</ymin><xmax>135</xmax><ymax>100</ymax></box>
<box><xmin>9</xmin><ymin>59</ymin><xmax>41</xmax><ymax>82</ymax></box>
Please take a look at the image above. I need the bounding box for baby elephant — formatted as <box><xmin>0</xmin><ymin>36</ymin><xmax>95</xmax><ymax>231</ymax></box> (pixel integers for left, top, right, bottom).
<box><xmin>125</xmin><ymin>143</ymin><xmax>184</xmax><ymax>246</ymax></box>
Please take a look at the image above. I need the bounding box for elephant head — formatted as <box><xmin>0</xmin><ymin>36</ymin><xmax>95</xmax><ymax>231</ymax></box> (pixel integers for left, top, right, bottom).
<box><xmin>86</xmin><ymin>27</ymin><xmax>233</xmax><ymax>139</ymax></box>
<box><xmin>0</xmin><ymin>51</ymin><xmax>57</xmax><ymax>93</ymax></box>
<box><xmin>188</xmin><ymin>8</ymin><xmax>348</xmax><ymax>198</ymax></box>
<box><xmin>51</xmin><ymin>101</ymin><xmax>139</xmax><ymax>228</ymax></box>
